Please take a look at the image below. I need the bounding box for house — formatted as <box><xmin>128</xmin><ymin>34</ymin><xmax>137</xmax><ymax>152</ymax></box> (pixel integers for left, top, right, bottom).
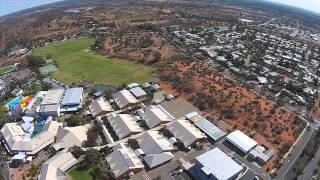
<box><xmin>191</xmin><ymin>148</ymin><xmax>243</xmax><ymax>180</ymax></box>
<box><xmin>194</xmin><ymin>118</ymin><xmax>226</xmax><ymax>141</ymax></box>
<box><xmin>60</xmin><ymin>87</ymin><xmax>84</xmax><ymax>112</ymax></box>
<box><xmin>106</xmin><ymin>146</ymin><xmax>144</xmax><ymax>179</ymax></box>
<box><xmin>1</xmin><ymin>121</ymin><xmax>61</xmax><ymax>155</ymax></box>
<box><xmin>112</xmin><ymin>89</ymin><xmax>138</xmax><ymax>109</ymax></box>
<box><xmin>89</xmin><ymin>97</ymin><xmax>113</xmax><ymax>117</ymax></box>
<box><xmin>226</xmin><ymin>130</ymin><xmax>258</xmax><ymax>154</ymax></box>
<box><xmin>167</xmin><ymin>119</ymin><xmax>206</xmax><ymax>148</ymax></box>
<box><xmin>142</xmin><ymin>105</ymin><xmax>175</xmax><ymax>129</ymax></box>
<box><xmin>137</xmin><ymin>130</ymin><xmax>175</xmax><ymax>154</ymax></box>
<box><xmin>143</xmin><ymin>152</ymin><xmax>174</xmax><ymax>169</ymax></box>
<box><xmin>247</xmin><ymin>145</ymin><xmax>274</xmax><ymax>165</ymax></box>
<box><xmin>129</xmin><ymin>87</ymin><xmax>147</xmax><ymax>100</ymax></box>
<box><xmin>38</xmin><ymin>151</ymin><xmax>78</xmax><ymax>180</ymax></box>
<box><xmin>108</xmin><ymin>114</ymin><xmax>143</xmax><ymax>139</ymax></box>
<box><xmin>52</xmin><ymin>125</ymin><xmax>90</xmax><ymax>151</ymax></box>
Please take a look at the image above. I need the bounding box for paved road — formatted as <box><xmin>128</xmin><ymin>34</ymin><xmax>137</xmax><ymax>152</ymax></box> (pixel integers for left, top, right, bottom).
<box><xmin>298</xmin><ymin>142</ymin><xmax>320</xmax><ymax>180</ymax></box>
<box><xmin>275</xmin><ymin>122</ymin><xmax>320</xmax><ymax>180</ymax></box>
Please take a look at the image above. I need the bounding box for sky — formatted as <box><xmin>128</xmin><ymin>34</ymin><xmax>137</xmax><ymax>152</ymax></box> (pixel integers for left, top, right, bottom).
<box><xmin>266</xmin><ymin>0</ymin><xmax>320</xmax><ymax>13</ymax></box>
<box><xmin>0</xmin><ymin>0</ymin><xmax>63</xmax><ymax>16</ymax></box>
<box><xmin>0</xmin><ymin>0</ymin><xmax>320</xmax><ymax>17</ymax></box>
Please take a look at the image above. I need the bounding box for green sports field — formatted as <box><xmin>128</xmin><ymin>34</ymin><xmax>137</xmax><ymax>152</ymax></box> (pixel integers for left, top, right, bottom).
<box><xmin>33</xmin><ymin>39</ymin><xmax>155</xmax><ymax>85</ymax></box>
<box><xmin>0</xmin><ymin>66</ymin><xmax>13</xmax><ymax>75</ymax></box>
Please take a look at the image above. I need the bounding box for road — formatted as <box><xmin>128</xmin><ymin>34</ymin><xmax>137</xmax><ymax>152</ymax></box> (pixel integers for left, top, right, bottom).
<box><xmin>298</xmin><ymin>141</ymin><xmax>320</xmax><ymax>180</ymax></box>
<box><xmin>275</xmin><ymin>122</ymin><xmax>320</xmax><ymax>180</ymax></box>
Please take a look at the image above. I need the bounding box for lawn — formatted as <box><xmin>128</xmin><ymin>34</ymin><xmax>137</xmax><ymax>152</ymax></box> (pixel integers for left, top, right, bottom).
<box><xmin>0</xmin><ymin>65</ymin><xmax>13</xmax><ymax>75</ymax></box>
<box><xmin>69</xmin><ymin>167</ymin><xmax>94</xmax><ymax>180</ymax></box>
<box><xmin>32</xmin><ymin>38</ymin><xmax>156</xmax><ymax>85</ymax></box>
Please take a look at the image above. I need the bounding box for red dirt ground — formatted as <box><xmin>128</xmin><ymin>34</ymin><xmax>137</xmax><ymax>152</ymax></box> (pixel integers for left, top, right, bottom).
<box><xmin>159</xmin><ymin>60</ymin><xmax>305</xmax><ymax>171</ymax></box>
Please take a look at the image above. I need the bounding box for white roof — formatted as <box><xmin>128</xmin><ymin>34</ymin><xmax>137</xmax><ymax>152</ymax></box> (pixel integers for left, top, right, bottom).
<box><xmin>107</xmin><ymin>147</ymin><xmax>144</xmax><ymax>178</ymax></box>
<box><xmin>1</xmin><ymin>121</ymin><xmax>61</xmax><ymax>154</ymax></box>
<box><xmin>112</xmin><ymin>89</ymin><xmax>138</xmax><ymax>108</ymax></box>
<box><xmin>168</xmin><ymin>119</ymin><xmax>206</xmax><ymax>147</ymax></box>
<box><xmin>41</xmin><ymin>89</ymin><xmax>64</xmax><ymax>105</ymax></box>
<box><xmin>89</xmin><ymin>97</ymin><xmax>113</xmax><ymax>117</ymax></box>
<box><xmin>143</xmin><ymin>105</ymin><xmax>175</xmax><ymax>128</ymax></box>
<box><xmin>53</xmin><ymin>125</ymin><xmax>90</xmax><ymax>151</ymax></box>
<box><xmin>138</xmin><ymin>130</ymin><xmax>175</xmax><ymax>154</ymax></box>
<box><xmin>39</xmin><ymin>151</ymin><xmax>77</xmax><ymax>180</ymax></box>
<box><xmin>129</xmin><ymin>87</ymin><xmax>147</xmax><ymax>98</ymax></box>
<box><xmin>196</xmin><ymin>148</ymin><xmax>243</xmax><ymax>180</ymax></box>
<box><xmin>109</xmin><ymin>114</ymin><xmax>143</xmax><ymax>139</ymax></box>
<box><xmin>226</xmin><ymin>130</ymin><xmax>258</xmax><ymax>153</ymax></box>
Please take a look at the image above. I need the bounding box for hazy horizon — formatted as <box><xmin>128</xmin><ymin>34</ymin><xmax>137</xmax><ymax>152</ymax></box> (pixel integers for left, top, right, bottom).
<box><xmin>0</xmin><ymin>0</ymin><xmax>320</xmax><ymax>17</ymax></box>
<box><xmin>266</xmin><ymin>0</ymin><xmax>320</xmax><ymax>13</ymax></box>
<box><xmin>0</xmin><ymin>0</ymin><xmax>63</xmax><ymax>17</ymax></box>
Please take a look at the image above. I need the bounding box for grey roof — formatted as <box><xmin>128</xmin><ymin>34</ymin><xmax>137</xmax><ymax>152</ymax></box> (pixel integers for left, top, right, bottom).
<box><xmin>130</xmin><ymin>87</ymin><xmax>147</xmax><ymax>98</ymax></box>
<box><xmin>61</xmin><ymin>88</ymin><xmax>83</xmax><ymax>106</ymax></box>
<box><xmin>196</xmin><ymin>148</ymin><xmax>243</xmax><ymax>180</ymax></box>
<box><xmin>143</xmin><ymin>152</ymin><xmax>174</xmax><ymax>168</ymax></box>
<box><xmin>195</xmin><ymin>119</ymin><xmax>226</xmax><ymax>141</ymax></box>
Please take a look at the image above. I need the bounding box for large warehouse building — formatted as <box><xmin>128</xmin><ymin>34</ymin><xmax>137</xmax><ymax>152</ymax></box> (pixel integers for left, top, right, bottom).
<box><xmin>193</xmin><ymin>148</ymin><xmax>243</xmax><ymax>180</ymax></box>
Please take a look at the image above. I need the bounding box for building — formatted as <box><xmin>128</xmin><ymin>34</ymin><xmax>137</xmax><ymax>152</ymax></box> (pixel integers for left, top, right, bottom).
<box><xmin>107</xmin><ymin>146</ymin><xmax>144</xmax><ymax>179</ymax></box>
<box><xmin>226</xmin><ymin>130</ymin><xmax>258</xmax><ymax>154</ymax></box>
<box><xmin>247</xmin><ymin>145</ymin><xmax>274</xmax><ymax>165</ymax></box>
<box><xmin>192</xmin><ymin>148</ymin><xmax>243</xmax><ymax>180</ymax></box>
<box><xmin>168</xmin><ymin>119</ymin><xmax>206</xmax><ymax>148</ymax></box>
<box><xmin>137</xmin><ymin>130</ymin><xmax>175</xmax><ymax>154</ymax></box>
<box><xmin>40</xmin><ymin>89</ymin><xmax>64</xmax><ymax>117</ymax></box>
<box><xmin>25</xmin><ymin>91</ymin><xmax>46</xmax><ymax>117</ymax></box>
<box><xmin>142</xmin><ymin>105</ymin><xmax>175</xmax><ymax>129</ymax></box>
<box><xmin>1</xmin><ymin>121</ymin><xmax>61</xmax><ymax>155</ymax></box>
<box><xmin>38</xmin><ymin>151</ymin><xmax>77</xmax><ymax>180</ymax></box>
<box><xmin>89</xmin><ymin>97</ymin><xmax>113</xmax><ymax>117</ymax></box>
<box><xmin>60</xmin><ymin>87</ymin><xmax>84</xmax><ymax>112</ymax></box>
<box><xmin>108</xmin><ymin>114</ymin><xmax>143</xmax><ymax>139</ymax></box>
<box><xmin>194</xmin><ymin>118</ymin><xmax>226</xmax><ymax>141</ymax></box>
<box><xmin>41</xmin><ymin>89</ymin><xmax>64</xmax><ymax>106</ymax></box>
<box><xmin>129</xmin><ymin>87</ymin><xmax>147</xmax><ymax>100</ymax></box>
<box><xmin>39</xmin><ymin>104</ymin><xmax>61</xmax><ymax>117</ymax></box>
<box><xmin>143</xmin><ymin>152</ymin><xmax>174</xmax><ymax>169</ymax></box>
<box><xmin>112</xmin><ymin>89</ymin><xmax>138</xmax><ymax>109</ymax></box>
<box><xmin>52</xmin><ymin>125</ymin><xmax>90</xmax><ymax>151</ymax></box>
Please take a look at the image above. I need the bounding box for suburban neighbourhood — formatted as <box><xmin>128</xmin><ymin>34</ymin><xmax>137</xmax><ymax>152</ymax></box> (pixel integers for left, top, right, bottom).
<box><xmin>0</xmin><ymin>0</ymin><xmax>320</xmax><ymax>180</ymax></box>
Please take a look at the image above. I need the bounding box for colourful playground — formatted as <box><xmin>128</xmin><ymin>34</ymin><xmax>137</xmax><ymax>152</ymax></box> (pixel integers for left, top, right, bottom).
<box><xmin>4</xmin><ymin>96</ymin><xmax>33</xmax><ymax>110</ymax></box>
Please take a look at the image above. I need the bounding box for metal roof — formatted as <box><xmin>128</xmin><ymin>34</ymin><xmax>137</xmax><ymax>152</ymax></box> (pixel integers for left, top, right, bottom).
<box><xmin>226</xmin><ymin>130</ymin><xmax>258</xmax><ymax>153</ymax></box>
<box><xmin>130</xmin><ymin>86</ymin><xmax>147</xmax><ymax>98</ymax></box>
<box><xmin>196</xmin><ymin>148</ymin><xmax>243</xmax><ymax>180</ymax></box>
<box><xmin>61</xmin><ymin>88</ymin><xmax>83</xmax><ymax>106</ymax></box>
<box><xmin>195</xmin><ymin>119</ymin><xmax>226</xmax><ymax>141</ymax></box>
<box><xmin>143</xmin><ymin>152</ymin><xmax>174</xmax><ymax>168</ymax></box>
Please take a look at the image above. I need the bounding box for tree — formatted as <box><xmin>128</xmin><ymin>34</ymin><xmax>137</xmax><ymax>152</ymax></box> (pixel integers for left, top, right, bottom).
<box><xmin>26</xmin><ymin>55</ymin><xmax>45</xmax><ymax>68</ymax></box>
<box><xmin>70</xmin><ymin>146</ymin><xmax>84</xmax><ymax>158</ymax></box>
<box><xmin>84</xmin><ymin>149</ymin><xmax>101</xmax><ymax>166</ymax></box>
<box><xmin>127</xmin><ymin>139</ymin><xmax>140</xmax><ymax>150</ymax></box>
<box><xmin>99</xmin><ymin>146</ymin><xmax>112</xmax><ymax>156</ymax></box>
<box><xmin>91</xmin><ymin>161</ymin><xmax>112</xmax><ymax>180</ymax></box>
<box><xmin>65</xmin><ymin>115</ymin><xmax>81</xmax><ymax>127</ymax></box>
<box><xmin>0</xmin><ymin>107</ymin><xmax>9</xmax><ymax>128</ymax></box>
<box><xmin>153</xmin><ymin>51</ymin><xmax>162</xmax><ymax>62</ymax></box>
<box><xmin>159</xmin><ymin>126</ymin><xmax>173</xmax><ymax>138</ymax></box>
